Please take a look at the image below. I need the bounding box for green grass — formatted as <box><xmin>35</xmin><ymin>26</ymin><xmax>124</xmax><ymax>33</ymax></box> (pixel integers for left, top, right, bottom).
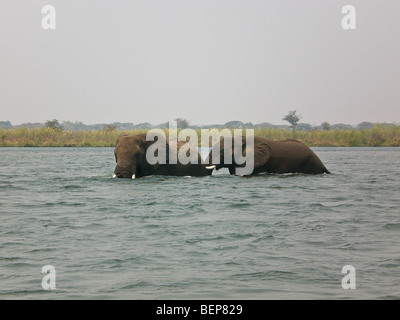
<box><xmin>1</xmin><ymin>125</ymin><xmax>400</xmax><ymax>147</ymax></box>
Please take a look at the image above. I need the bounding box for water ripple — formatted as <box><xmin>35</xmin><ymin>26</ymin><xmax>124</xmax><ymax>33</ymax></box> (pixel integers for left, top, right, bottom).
<box><xmin>1</xmin><ymin>147</ymin><xmax>400</xmax><ymax>299</ymax></box>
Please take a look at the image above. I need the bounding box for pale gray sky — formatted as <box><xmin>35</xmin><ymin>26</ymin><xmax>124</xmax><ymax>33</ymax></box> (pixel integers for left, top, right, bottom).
<box><xmin>1</xmin><ymin>0</ymin><xmax>399</xmax><ymax>126</ymax></box>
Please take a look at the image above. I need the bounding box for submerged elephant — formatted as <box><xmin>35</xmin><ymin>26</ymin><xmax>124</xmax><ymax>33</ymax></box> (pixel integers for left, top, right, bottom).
<box><xmin>113</xmin><ymin>133</ymin><xmax>214</xmax><ymax>179</ymax></box>
<box><xmin>206</xmin><ymin>136</ymin><xmax>330</xmax><ymax>175</ymax></box>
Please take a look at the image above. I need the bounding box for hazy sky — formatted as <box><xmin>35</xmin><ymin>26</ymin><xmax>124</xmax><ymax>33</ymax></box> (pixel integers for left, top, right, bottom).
<box><xmin>1</xmin><ymin>0</ymin><xmax>399</xmax><ymax>126</ymax></box>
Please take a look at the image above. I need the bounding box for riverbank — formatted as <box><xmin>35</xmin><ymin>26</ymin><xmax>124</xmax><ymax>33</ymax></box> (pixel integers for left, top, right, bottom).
<box><xmin>1</xmin><ymin>126</ymin><xmax>400</xmax><ymax>147</ymax></box>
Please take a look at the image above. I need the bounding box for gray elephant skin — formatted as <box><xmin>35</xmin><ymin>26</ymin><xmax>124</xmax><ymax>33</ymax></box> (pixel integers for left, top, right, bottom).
<box><xmin>206</xmin><ymin>136</ymin><xmax>330</xmax><ymax>175</ymax></box>
<box><xmin>113</xmin><ymin>133</ymin><xmax>213</xmax><ymax>179</ymax></box>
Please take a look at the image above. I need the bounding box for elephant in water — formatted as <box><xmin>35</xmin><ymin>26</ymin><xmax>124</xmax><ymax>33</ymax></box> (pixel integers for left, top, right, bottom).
<box><xmin>113</xmin><ymin>133</ymin><xmax>214</xmax><ymax>179</ymax></box>
<box><xmin>205</xmin><ymin>136</ymin><xmax>330</xmax><ymax>175</ymax></box>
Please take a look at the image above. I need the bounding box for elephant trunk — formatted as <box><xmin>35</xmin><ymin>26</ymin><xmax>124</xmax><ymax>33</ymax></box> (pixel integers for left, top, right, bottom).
<box><xmin>114</xmin><ymin>164</ymin><xmax>137</xmax><ymax>179</ymax></box>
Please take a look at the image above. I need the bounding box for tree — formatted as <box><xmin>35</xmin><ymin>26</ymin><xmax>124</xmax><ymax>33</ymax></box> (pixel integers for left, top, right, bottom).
<box><xmin>321</xmin><ymin>122</ymin><xmax>331</xmax><ymax>131</ymax></box>
<box><xmin>45</xmin><ymin>119</ymin><xmax>62</xmax><ymax>130</ymax></box>
<box><xmin>61</xmin><ymin>121</ymin><xmax>86</xmax><ymax>131</ymax></box>
<box><xmin>102</xmin><ymin>124</ymin><xmax>118</xmax><ymax>131</ymax></box>
<box><xmin>331</xmin><ymin>123</ymin><xmax>354</xmax><ymax>130</ymax></box>
<box><xmin>357</xmin><ymin>122</ymin><xmax>374</xmax><ymax>130</ymax></box>
<box><xmin>175</xmin><ymin>118</ymin><xmax>190</xmax><ymax>129</ymax></box>
<box><xmin>0</xmin><ymin>121</ymin><xmax>12</xmax><ymax>129</ymax></box>
<box><xmin>224</xmin><ymin>120</ymin><xmax>244</xmax><ymax>128</ymax></box>
<box><xmin>297</xmin><ymin>123</ymin><xmax>312</xmax><ymax>131</ymax></box>
<box><xmin>283</xmin><ymin>110</ymin><xmax>302</xmax><ymax>131</ymax></box>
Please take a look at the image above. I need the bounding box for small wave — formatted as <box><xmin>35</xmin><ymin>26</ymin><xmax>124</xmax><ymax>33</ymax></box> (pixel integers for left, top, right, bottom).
<box><xmin>143</xmin><ymin>201</ymin><xmax>158</xmax><ymax>206</ymax></box>
<box><xmin>252</xmin><ymin>235</ymin><xmax>274</xmax><ymax>243</ymax></box>
<box><xmin>42</xmin><ymin>201</ymin><xmax>68</xmax><ymax>207</ymax></box>
<box><xmin>0</xmin><ymin>256</ymin><xmax>22</xmax><ymax>262</ymax></box>
<box><xmin>119</xmin><ymin>281</ymin><xmax>152</xmax><ymax>290</ymax></box>
<box><xmin>186</xmin><ymin>236</ymin><xmax>226</xmax><ymax>244</ymax></box>
<box><xmin>2</xmin><ymin>262</ymin><xmax>36</xmax><ymax>268</ymax></box>
<box><xmin>338</xmin><ymin>243</ymin><xmax>356</xmax><ymax>250</ymax></box>
<box><xmin>308</xmin><ymin>203</ymin><xmax>336</xmax><ymax>211</ymax></box>
<box><xmin>320</xmin><ymin>200</ymin><xmax>354</xmax><ymax>208</ymax></box>
<box><xmin>378</xmin><ymin>258</ymin><xmax>400</xmax><ymax>268</ymax></box>
<box><xmin>231</xmin><ymin>270</ymin><xmax>297</xmax><ymax>280</ymax></box>
<box><xmin>213</xmin><ymin>245</ymin><xmax>239</xmax><ymax>251</ymax></box>
<box><xmin>0</xmin><ymin>185</ymin><xmax>27</xmax><ymax>191</ymax></box>
<box><xmin>228</xmin><ymin>201</ymin><xmax>251</xmax><ymax>208</ymax></box>
<box><xmin>0</xmin><ymin>289</ymin><xmax>53</xmax><ymax>298</ymax></box>
<box><xmin>228</xmin><ymin>233</ymin><xmax>254</xmax><ymax>240</ymax></box>
<box><xmin>62</xmin><ymin>185</ymin><xmax>84</xmax><ymax>190</ymax></box>
<box><xmin>95</xmin><ymin>256</ymin><xmax>145</xmax><ymax>270</ymax></box>
<box><xmin>377</xmin><ymin>293</ymin><xmax>400</xmax><ymax>300</ymax></box>
<box><xmin>27</xmin><ymin>247</ymin><xmax>58</xmax><ymax>254</ymax></box>
<box><xmin>383</xmin><ymin>222</ymin><xmax>400</xmax><ymax>230</ymax></box>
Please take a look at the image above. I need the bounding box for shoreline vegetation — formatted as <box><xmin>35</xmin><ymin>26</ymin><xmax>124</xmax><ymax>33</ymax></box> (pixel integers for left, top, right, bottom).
<box><xmin>1</xmin><ymin>125</ymin><xmax>400</xmax><ymax>147</ymax></box>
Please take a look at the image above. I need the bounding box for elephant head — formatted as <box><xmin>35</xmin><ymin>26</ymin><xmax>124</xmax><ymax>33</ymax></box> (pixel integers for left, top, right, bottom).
<box><xmin>113</xmin><ymin>133</ymin><xmax>215</xmax><ymax>179</ymax></box>
<box><xmin>113</xmin><ymin>133</ymin><xmax>168</xmax><ymax>179</ymax></box>
<box><xmin>205</xmin><ymin>135</ymin><xmax>263</xmax><ymax>175</ymax></box>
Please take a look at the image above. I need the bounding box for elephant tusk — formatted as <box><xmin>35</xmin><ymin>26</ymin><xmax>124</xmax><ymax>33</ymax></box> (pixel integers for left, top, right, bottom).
<box><xmin>113</xmin><ymin>174</ymin><xmax>117</xmax><ymax>178</ymax></box>
<box><xmin>132</xmin><ymin>174</ymin><xmax>136</xmax><ymax>180</ymax></box>
<box><xmin>206</xmin><ymin>165</ymin><xmax>216</xmax><ymax>170</ymax></box>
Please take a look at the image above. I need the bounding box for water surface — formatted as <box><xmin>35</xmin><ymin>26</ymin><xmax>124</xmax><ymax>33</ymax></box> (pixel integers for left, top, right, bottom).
<box><xmin>1</xmin><ymin>147</ymin><xmax>399</xmax><ymax>299</ymax></box>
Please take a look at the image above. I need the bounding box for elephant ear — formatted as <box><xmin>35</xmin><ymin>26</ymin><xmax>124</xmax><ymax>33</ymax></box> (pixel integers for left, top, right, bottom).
<box><xmin>242</xmin><ymin>138</ymin><xmax>271</xmax><ymax>169</ymax></box>
<box><xmin>143</xmin><ymin>134</ymin><xmax>169</xmax><ymax>167</ymax></box>
<box><xmin>254</xmin><ymin>142</ymin><xmax>271</xmax><ymax>169</ymax></box>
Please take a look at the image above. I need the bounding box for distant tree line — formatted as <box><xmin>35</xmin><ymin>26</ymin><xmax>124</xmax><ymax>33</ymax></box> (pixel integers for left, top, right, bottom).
<box><xmin>0</xmin><ymin>117</ymin><xmax>398</xmax><ymax>132</ymax></box>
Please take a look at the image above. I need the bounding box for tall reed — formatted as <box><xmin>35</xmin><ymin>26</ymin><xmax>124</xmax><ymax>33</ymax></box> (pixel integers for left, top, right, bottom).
<box><xmin>1</xmin><ymin>125</ymin><xmax>399</xmax><ymax>147</ymax></box>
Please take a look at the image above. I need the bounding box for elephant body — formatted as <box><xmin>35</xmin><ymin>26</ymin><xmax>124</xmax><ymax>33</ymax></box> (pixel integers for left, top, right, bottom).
<box><xmin>206</xmin><ymin>136</ymin><xmax>330</xmax><ymax>175</ymax></box>
<box><xmin>113</xmin><ymin>133</ymin><xmax>213</xmax><ymax>179</ymax></box>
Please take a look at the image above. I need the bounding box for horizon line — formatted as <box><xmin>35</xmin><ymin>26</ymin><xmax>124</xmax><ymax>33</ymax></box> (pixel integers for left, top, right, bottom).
<box><xmin>2</xmin><ymin>119</ymin><xmax>400</xmax><ymax>128</ymax></box>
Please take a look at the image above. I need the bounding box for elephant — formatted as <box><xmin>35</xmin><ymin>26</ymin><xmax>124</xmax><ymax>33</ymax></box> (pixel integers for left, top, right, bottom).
<box><xmin>113</xmin><ymin>133</ymin><xmax>214</xmax><ymax>179</ymax></box>
<box><xmin>205</xmin><ymin>135</ymin><xmax>330</xmax><ymax>175</ymax></box>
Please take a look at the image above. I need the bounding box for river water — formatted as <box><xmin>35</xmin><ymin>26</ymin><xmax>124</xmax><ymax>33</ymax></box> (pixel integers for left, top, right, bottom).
<box><xmin>1</xmin><ymin>147</ymin><xmax>399</xmax><ymax>299</ymax></box>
